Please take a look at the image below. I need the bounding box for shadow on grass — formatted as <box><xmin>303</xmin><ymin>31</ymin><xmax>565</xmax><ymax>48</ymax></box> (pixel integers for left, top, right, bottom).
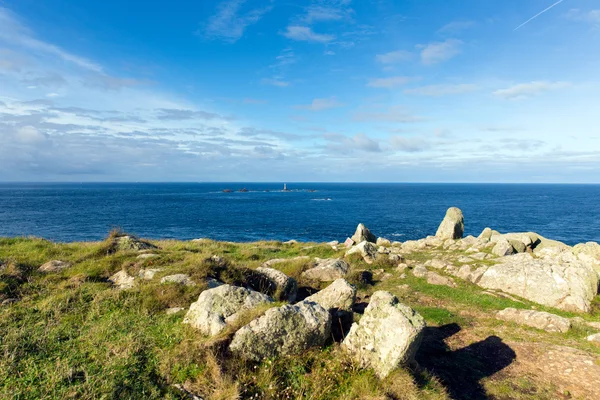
<box><xmin>415</xmin><ymin>323</ymin><xmax>516</xmax><ymax>400</ymax></box>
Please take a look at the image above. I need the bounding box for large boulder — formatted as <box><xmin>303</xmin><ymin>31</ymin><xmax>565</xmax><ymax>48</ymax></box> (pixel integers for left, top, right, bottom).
<box><xmin>248</xmin><ymin>267</ymin><xmax>298</xmax><ymax>302</ymax></box>
<box><xmin>301</xmin><ymin>258</ymin><xmax>350</xmax><ymax>281</ymax></box>
<box><xmin>435</xmin><ymin>207</ymin><xmax>464</xmax><ymax>240</ymax></box>
<box><xmin>229</xmin><ymin>301</ymin><xmax>331</xmax><ymax>361</ymax></box>
<box><xmin>351</xmin><ymin>223</ymin><xmax>376</xmax><ymax>244</ymax></box>
<box><xmin>304</xmin><ymin>279</ymin><xmax>356</xmax><ymax>312</ymax></box>
<box><xmin>492</xmin><ymin>238</ymin><xmax>515</xmax><ymax>257</ymax></box>
<box><xmin>346</xmin><ymin>241</ymin><xmax>378</xmax><ymax>264</ymax></box>
<box><xmin>476</xmin><ymin>252</ymin><xmax>598</xmax><ymax>313</ymax></box>
<box><xmin>110</xmin><ymin>235</ymin><xmax>157</xmax><ymax>252</ymax></box>
<box><xmin>573</xmin><ymin>242</ymin><xmax>600</xmax><ymax>277</ymax></box>
<box><xmin>38</xmin><ymin>260</ymin><xmax>71</xmax><ymax>273</ymax></box>
<box><xmin>496</xmin><ymin>308</ymin><xmax>571</xmax><ymax>333</ymax></box>
<box><xmin>184</xmin><ymin>284</ymin><xmax>272</xmax><ymax>337</ymax></box>
<box><xmin>342</xmin><ymin>291</ymin><xmax>425</xmax><ymax>378</ymax></box>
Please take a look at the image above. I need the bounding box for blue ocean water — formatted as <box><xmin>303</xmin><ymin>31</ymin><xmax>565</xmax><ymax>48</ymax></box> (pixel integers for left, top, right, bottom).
<box><xmin>0</xmin><ymin>183</ymin><xmax>598</xmax><ymax>246</ymax></box>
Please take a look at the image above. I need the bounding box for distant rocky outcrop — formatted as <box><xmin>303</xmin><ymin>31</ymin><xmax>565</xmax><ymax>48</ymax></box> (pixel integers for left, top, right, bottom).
<box><xmin>435</xmin><ymin>207</ymin><xmax>464</xmax><ymax>240</ymax></box>
<box><xmin>184</xmin><ymin>285</ymin><xmax>272</xmax><ymax>337</ymax></box>
<box><xmin>342</xmin><ymin>291</ymin><xmax>425</xmax><ymax>378</ymax></box>
<box><xmin>351</xmin><ymin>223</ymin><xmax>376</xmax><ymax>244</ymax></box>
<box><xmin>229</xmin><ymin>301</ymin><xmax>331</xmax><ymax>361</ymax></box>
<box><xmin>110</xmin><ymin>235</ymin><xmax>158</xmax><ymax>253</ymax></box>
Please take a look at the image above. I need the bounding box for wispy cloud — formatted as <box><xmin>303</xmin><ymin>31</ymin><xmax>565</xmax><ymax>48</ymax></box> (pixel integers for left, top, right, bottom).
<box><xmin>493</xmin><ymin>81</ymin><xmax>570</xmax><ymax>99</ymax></box>
<box><xmin>261</xmin><ymin>78</ymin><xmax>290</xmax><ymax>87</ymax></box>
<box><xmin>375</xmin><ymin>50</ymin><xmax>413</xmax><ymax>64</ymax></box>
<box><xmin>302</xmin><ymin>1</ymin><xmax>353</xmax><ymax>24</ymax></box>
<box><xmin>367</xmin><ymin>76</ymin><xmax>414</xmax><ymax>88</ymax></box>
<box><xmin>0</xmin><ymin>7</ymin><xmax>103</xmax><ymax>72</ymax></box>
<box><xmin>203</xmin><ymin>0</ymin><xmax>273</xmax><ymax>43</ymax></box>
<box><xmin>514</xmin><ymin>0</ymin><xmax>564</xmax><ymax>31</ymax></box>
<box><xmin>282</xmin><ymin>26</ymin><xmax>335</xmax><ymax>42</ymax></box>
<box><xmin>390</xmin><ymin>136</ymin><xmax>431</xmax><ymax>152</ymax></box>
<box><xmin>438</xmin><ymin>21</ymin><xmax>476</xmax><ymax>34</ymax></box>
<box><xmin>418</xmin><ymin>39</ymin><xmax>462</xmax><ymax>65</ymax></box>
<box><xmin>353</xmin><ymin>105</ymin><xmax>421</xmax><ymax>123</ymax></box>
<box><xmin>565</xmin><ymin>9</ymin><xmax>600</xmax><ymax>24</ymax></box>
<box><xmin>404</xmin><ymin>84</ymin><xmax>478</xmax><ymax>96</ymax></box>
<box><xmin>295</xmin><ymin>97</ymin><xmax>343</xmax><ymax>111</ymax></box>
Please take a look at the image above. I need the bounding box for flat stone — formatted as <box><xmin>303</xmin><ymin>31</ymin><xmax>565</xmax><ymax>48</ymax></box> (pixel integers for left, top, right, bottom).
<box><xmin>496</xmin><ymin>307</ymin><xmax>571</xmax><ymax>333</ymax></box>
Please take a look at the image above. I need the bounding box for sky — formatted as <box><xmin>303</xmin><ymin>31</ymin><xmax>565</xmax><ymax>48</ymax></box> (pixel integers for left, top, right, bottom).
<box><xmin>0</xmin><ymin>0</ymin><xmax>599</xmax><ymax>183</ymax></box>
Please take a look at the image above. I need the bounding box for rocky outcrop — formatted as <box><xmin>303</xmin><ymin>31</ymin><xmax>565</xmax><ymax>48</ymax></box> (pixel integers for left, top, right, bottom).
<box><xmin>111</xmin><ymin>235</ymin><xmax>157</xmax><ymax>252</ymax></box>
<box><xmin>492</xmin><ymin>238</ymin><xmax>515</xmax><ymax>257</ymax></box>
<box><xmin>476</xmin><ymin>252</ymin><xmax>598</xmax><ymax>312</ymax></box>
<box><xmin>496</xmin><ymin>308</ymin><xmax>571</xmax><ymax>333</ymax></box>
<box><xmin>573</xmin><ymin>242</ymin><xmax>600</xmax><ymax>277</ymax></box>
<box><xmin>351</xmin><ymin>223</ymin><xmax>376</xmax><ymax>244</ymax></box>
<box><xmin>38</xmin><ymin>260</ymin><xmax>71</xmax><ymax>273</ymax></box>
<box><xmin>301</xmin><ymin>258</ymin><xmax>350</xmax><ymax>281</ymax></box>
<box><xmin>435</xmin><ymin>207</ymin><xmax>464</xmax><ymax>240</ymax></box>
<box><xmin>229</xmin><ymin>301</ymin><xmax>331</xmax><ymax>361</ymax></box>
<box><xmin>249</xmin><ymin>267</ymin><xmax>298</xmax><ymax>302</ymax></box>
<box><xmin>304</xmin><ymin>279</ymin><xmax>356</xmax><ymax>312</ymax></box>
<box><xmin>376</xmin><ymin>237</ymin><xmax>391</xmax><ymax>247</ymax></box>
<box><xmin>342</xmin><ymin>291</ymin><xmax>425</xmax><ymax>378</ymax></box>
<box><xmin>346</xmin><ymin>241</ymin><xmax>378</xmax><ymax>264</ymax></box>
<box><xmin>184</xmin><ymin>285</ymin><xmax>273</xmax><ymax>337</ymax></box>
<box><xmin>160</xmin><ymin>274</ymin><xmax>196</xmax><ymax>286</ymax></box>
<box><xmin>108</xmin><ymin>270</ymin><xmax>135</xmax><ymax>290</ymax></box>
<box><xmin>138</xmin><ymin>268</ymin><xmax>162</xmax><ymax>280</ymax></box>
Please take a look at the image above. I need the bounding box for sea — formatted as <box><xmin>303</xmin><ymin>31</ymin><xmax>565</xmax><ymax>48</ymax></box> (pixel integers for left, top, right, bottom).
<box><xmin>0</xmin><ymin>183</ymin><xmax>598</xmax><ymax>246</ymax></box>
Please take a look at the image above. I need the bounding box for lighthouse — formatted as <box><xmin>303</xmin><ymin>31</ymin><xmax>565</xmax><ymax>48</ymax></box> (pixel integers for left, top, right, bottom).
<box><xmin>283</xmin><ymin>183</ymin><xmax>288</xmax><ymax>191</ymax></box>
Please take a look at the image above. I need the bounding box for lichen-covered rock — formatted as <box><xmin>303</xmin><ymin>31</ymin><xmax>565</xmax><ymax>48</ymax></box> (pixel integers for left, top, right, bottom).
<box><xmin>426</xmin><ymin>272</ymin><xmax>456</xmax><ymax>287</ymax></box>
<box><xmin>412</xmin><ymin>265</ymin><xmax>428</xmax><ymax>278</ymax></box>
<box><xmin>250</xmin><ymin>267</ymin><xmax>298</xmax><ymax>302</ymax></box>
<box><xmin>376</xmin><ymin>237</ymin><xmax>391</xmax><ymax>247</ymax></box>
<box><xmin>302</xmin><ymin>258</ymin><xmax>350</xmax><ymax>281</ymax></box>
<box><xmin>346</xmin><ymin>241</ymin><xmax>378</xmax><ymax>264</ymax></box>
<box><xmin>478</xmin><ymin>227</ymin><xmax>493</xmax><ymax>241</ymax></box>
<box><xmin>492</xmin><ymin>238</ymin><xmax>515</xmax><ymax>257</ymax></box>
<box><xmin>184</xmin><ymin>285</ymin><xmax>273</xmax><ymax>337</ymax></box>
<box><xmin>161</xmin><ymin>274</ymin><xmax>196</xmax><ymax>286</ymax></box>
<box><xmin>229</xmin><ymin>301</ymin><xmax>331</xmax><ymax>361</ymax></box>
<box><xmin>304</xmin><ymin>279</ymin><xmax>356</xmax><ymax>312</ymax></box>
<box><xmin>108</xmin><ymin>270</ymin><xmax>135</xmax><ymax>290</ymax></box>
<box><xmin>111</xmin><ymin>235</ymin><xmax>157</xmax><ymax>252</ymax></box>
<box><xmin>138</xmin><ymin>268</ymin><xmax>162</xmax><ymax>280</ymax></box>
<box><xmin>435</xmin><ymin>207</ymin><xmax>464</xmax><ymax>240</ymax></box>
<box><xmin>496</xmin><ymin>307</ymin><xmax>571</xmax><ymax>333</ymax></box>
<box><xmin>342</xmin><ymin>291</ymin><xmax>425</xmax><ymax>378</ymax></box>
<box><xmin>587</xmin><ymin>333</ymin><xmax>600</xmax><ymax>343</ymax></box>
<box><xmin>477</xmin><ymin>252</ymin><xmax>598</xmax><ymax>312</ymax></box>
<box><xmin>351</xmin><ymin>223</ymin><xmax>376</xmax><ymax>244</ymax></box>
<box><xmin>38</xmin><ymin>260</ymin><xmax>71</xmax><ymax>273</ymax></box>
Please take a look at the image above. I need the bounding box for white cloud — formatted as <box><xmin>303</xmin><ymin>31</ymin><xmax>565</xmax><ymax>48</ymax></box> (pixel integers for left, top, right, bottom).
<box><xmin>438</xmin><ymin>21</ymin><xmax>475</xmax><ymax>34</ymax></box>
<box><xmin>375</xmin><ymin>50</ymin><xmax>413</xmax><ymax>64</ymax></box>
<box><xmin>295</xmin><ymin>97</ymin><xmax>343</xmax><ymax>111</ymax></box>
<box><xmin>282</xmin><ymin>26</ymin><xmax>335</xmax><ymax>42</ymax></box>
<box><xmin>493</xmin><ymin>81</ymin><xmax>570</xmax><ymax>99</ymax></box>
<box><xmin>203</xmin><ymin>0</ymin><xmax>273</xmax><ymax>43</ymax></box>
<box><xmin>353</xmin><ymin>105</ymin><xmax>421</xmax><ymax>123</ymax></box>
<box><xmin>15</xmin><ymin>125</ymin><xmax>48</xmax><ymax>144</ymax></box>
<box><xmin>404</xmin><ymin>84</ymin><xmax>478</xmax><ymax>96</ymax></box>
<box><xmin>565</xmin><ymin>9</ymin><xmax>600</xmax><ymax>24</ymax></box>
<box><xmin>390</xmin><ymin>136</ymin><xmax>430</xmax><ymax>152</ymax></box>
<box><xmin>261</xmin><ymin>78</ymin><xmax>290</xmax><ymax>87</ymax></box>
<box><xmin>367</xmin><ymin>76</ymin><xmax>413</xmax><ymax>88</ymax></box>
<box><xmin>419</xmin><ymin>39</ymin><xmax>462</xmax><ymax>65</ymax></box>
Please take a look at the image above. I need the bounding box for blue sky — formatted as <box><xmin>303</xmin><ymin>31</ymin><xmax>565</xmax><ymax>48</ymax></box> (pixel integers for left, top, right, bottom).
<box><xmin>0</xmin><ymin>0</ymin><xmax>599</xmax><ymax>182</ymax></box>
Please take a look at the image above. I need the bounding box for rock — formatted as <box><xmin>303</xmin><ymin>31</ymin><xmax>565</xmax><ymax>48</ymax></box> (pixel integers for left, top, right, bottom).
<box><xmin>426</xmin><ymin>272</ymin><xmax>456</xmax><ymax>287</ymax></box>
<box><xmin>301</xmin><ymin>258</ymin><xmax>350</xmax><ymax>282</ymax></box>
<box><xmin>435</xmin><ymin>207</ymin><xmax>464</xmax><ymax>240</ymax></box>
<box><xmin>136</xmin><ymin>253</ymin><xmax>158</xmax><ymax>260</ymax></box>
<box><xmin>587</xmin><ymin>333</ymin><xmax>600</xmax><ymax>343</ymax></box>
<box><xmin>38</xmin><ymin>260</ymin><xmax>71</xmax><ymax>273</ymax></box>
<box><xmin>304</xmin><ymin>279</ymin><xmax>356</xmax><ymax>312</ymax></box>
<box><xmin>477</xmin><ymin>253</ymin><xmax>598</xmax><ymax>312</ymax></box>
<box><xmin>262</xmin><ymin>256</ymin><xmax>310</xmax><ymax>268</ymax></box>
<box><xmin>573</xmin><ymin>242</ymin><xmax>600</xmax><ymax>276</ymax></box>
<box><xmin>455</xmin><ymin>264</ymin><xmax>473</xmax><ymax>281</ymax></box>
<box><xmin>492</xmin><ymin>238</ymin><xmax>515</xmax><ymax>257</ymax></box>
<box><xmin>138</xmin><ymin>268</ymin><xmax>162</xmax><ymax>280</ymax></box>
<box><xmin>284</xmin><ymin>239</ymin><xmax>298</xmax><ymax>244</ymax></box>
<box><xmin>388</xmin><ymin>254</ymin><xmax>404</xmax><ymax>264</ymax></box>
<box><xmin>424</xmin><ymin>258</ymin><xmax>448</xmax><ymax>270</ymax></box>
<box><xmin>376</xmin><ymin>237</ymin><xmax>391</xmax><ymax>247</ymax></box>
<box><xmin>184</xmin><ymin>285</ymin><xmax>273</xmax><ymax>336</ymax></box>
<box><xmin>344</xmin><ymin>238</ymin><xmax>355</xmax><ymax>248</ymax></box>
<box><xmin>396</xmin><ymin>263</ymin><xmax>408</xmax><ymax>274</ymax></box>
<box><xmin>160</xmin><ymin>274</ymin><xmax>196</xmax><ymax>286</ymax></box>
<box><xmin>250</xmin><ymin>267</ymin><xmax>298</xmax><ymax>302</ymax></box>
<box><xmin>351</xmin><ymin>223</ymin><xmax>377</xmax><ymax>244</ymax></box>
<box><xmin>206</xmin><ymin>278</ymin><xmax>223</xmax><ymax>288</ymax></box>
<box><xmin>457</xmin><ymin>256</ymin><xmax>473</xmax><ymax>263</ymax></box>
<box><xmin>507</xmin><ymin>239</ymin><xmax>527</xmax><ymax>253</ymax></box>
<box><xmin>111</xmin><ymin>235</ymin><xmax>157</xmax><ymax>252</ymax></box>
<box><xmin>478</xmin><ymin>227</ymin><xmax>493</xmax><ymax>241</ymax></box>
<box><xmin>108</xmin><ymin>270</ymin><xmax>135</xmax><ymax>290</ymax></box>
<box><xmin>229</xmin><ymin>301</ymin><xmax>331</xmax><ymax>361</ymax></box>
<box><xmin>342</xmin><ymin>291</ymin><xmax>425</xmax><ymax>378</ymax></box>
<box><xmin>423</xmin><ymin>236</ymin><xmax>444</xmax><ymax>247</ymax></box>
<box><xmin>496</xmin><ymin>308</ymin><xmax>571</xmax><ymax>333</ymax></box>
<box><xmin>166</xmin><ymin>307</ymin><xmax>184</xmax><ymax>315</ymax></box>
<box><xmin>412</xmin><ymin>265</ymin><xmax>428</xmax><ymax>278</ymax></box>
<box><xmin>346</xmin><ymin>241</ymin><xmax>378</xmax><ymax>263</ymax></box>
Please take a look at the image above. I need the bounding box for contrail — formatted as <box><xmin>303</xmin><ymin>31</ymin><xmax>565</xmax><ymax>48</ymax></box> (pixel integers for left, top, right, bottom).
<box><xmin>514</xmin><ymin>0</ymin><xmax>564</xmax><ymax>31</ymax></box>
